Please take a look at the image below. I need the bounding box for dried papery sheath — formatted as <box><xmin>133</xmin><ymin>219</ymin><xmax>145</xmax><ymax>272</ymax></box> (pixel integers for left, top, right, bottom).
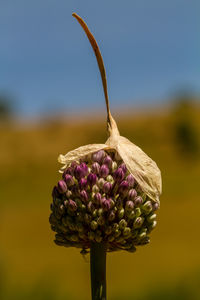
<box><xmin>49</xmin><ymin>13</ymin><xmax>162</xmax><ymax>300</ymax></box>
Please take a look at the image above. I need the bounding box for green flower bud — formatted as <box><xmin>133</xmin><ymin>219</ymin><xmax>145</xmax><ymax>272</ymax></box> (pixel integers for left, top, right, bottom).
<box><xmin>84</xmin><ymin>213</ymin><xmax>92</xmax><ymax>224</ymax></box>
<box><xmin>54</xmin><ymin>197</ymin><xmax>61</xmax><ymax>207</ymax></box>
<box><xmin>88</xmin><ymin>231</ymin><xmax>95</xmax><ymax>240</ymax></box>
<box><xmin>58</xmin><ymin>224</ymin><xmax>68</xmax><ymax>233</ymax></box>
<box><xmin>108</xmin><ymin>235</ymin><xmax>115</xmax><ymax>242</ymax></box>
<box><xmin>69</xmin><ymin>223</ymin><xmax>76</xmax><ymax>231</ymax></box>
<box><xmin>91</xmin><ymin>220</ymin><xmax>98</xmax><ymax>230</ymax></box>
<box><xmin>98</xmin><ymin>178</ymin><xmax>105</xmax><ymax>189</ymax></box>
<box><xmin>49</xmin><ymin>213</ymin><xmax>57</xmax><ymax>225</ymax></box>
<box><xmin>92</xmin><ymin>184</ymin><xmax>99</xmax><ymax>193</ymax></box>
<box><xmin>55</xmin><ymin>211</ymin><xmax>62</xmax><ymax>220</ymax></box>
<box><xmin>70</xmin><ymin>234</ymin><xmax>79</xmax><ymax>242</ymax></box>
<box><xmin>87</xmin><ymin>201</ymin><xmax>95</xmax><ymax>213</ymax></box>
<box><xmin>76</xmin><ymin>212</ymin><xmax>84</xmax><ymax>222</ymax></box>
<box><xmin>58</xmin><ymin>204</ymin><xmax>65</xmax><ymax>215</ymax></box>
<box><xmin>75</xmin><ymin>198</ymin><xmax>82</xmax><ymax>208</ymax></box>
<box><xmin>134</xmin><ymin>217</ymin><xmax>144</xmax><ymax>228</ymax></box>
<box><xmin>147</xmin><ymin>213</ymin><xmax>156</xmax><ymax>223</ymax></box>
<box><xmin>78</xmin><ymin>232</ymin><xmax>87</xmax><ymax>240</ymax></box>
<box><xmin>131</xmin><ymin>230</ymin><xmax>138</xmax><ymax>238</ymax></box>
<box><xmin>97</xmin><ymin>216</ymin><xmax>105</xmax><ymax>226</ymax></box>
<box><xmin>112</xmin><ymin>161</ymin><xmax>118</xmax><ymax>172</ymax></box>
<box><xmin>106</xmin><ymin>175</ymin><xmax>114</xmax><ymax>183</ymax></box>
<box><xmin>55</xmin><ymin>233</ymin><xmax>66</xmax><ymax>242</ymax></box>
<box><xmin>105</xmin><ymin>226</ymin><xmax>112</xmax><ymax>235</ymax></box>
<box><xmin>76</xmin><ymin>222</ymin><xmax>84</xmax><ymax>232</ymax></box>
<box><xmin>118</xmin><ymin>208</ymin><xmax>125</xmax><ymax>219</ymax></box>
<box><xmin>148</xmin><ymin>220</ymin><xmax>157</xmax><ymax>231</ymax></box>
<box><xmin>116</xmin><ymin>199</ymin><xmax>123</xmax><ymax>209</ymax></box>
<box><xmin>142</xmin><ymin>201</ymin><xmax>152</xmax><ymax>213</ymax></box>
<box><xmin>127</xmin><ymin>210</ymin><xmax>135</xmax><ymax>220</ymax></box>
<box><xmin>114</xmin><ymin>229</ymin><xmax>121</xmax><ymax>238</ymax></box>
<box><xmin>97</xmin><ymin>208</ymin><xmax>103</xmax><ymax>216</ymax></box>
<box><xmin>123</xmin><ymin>227</ymin><xmax>131</xmax><ymax>237</ymax></box>
<box><xmin>138</xmin><ymin>228</ymin><xmax>147</xmax><ymax>239</ymax></box>
<box><xmin>80</xmin><ymin>204</ymin><xmax>86</xmax><ymax>212</ymax></box>
<box><xmin>66</xmin><ymin>190</ymin><xmax>72</xmax><ymax>198</ymax></box>
<box><xmin>96</xmin><ymin>230</ymin><xmax>102</xmax><ymax>236</ymax></box>
<box><xmin>112</xmin><ymin>223</ymin><xmax>119</xmax><ymax>231</ymax></box>
<box><xmin>92</xmin><ymin>209</ymin><xmax>98</xmax><ymax>218</ymax></box>
<box><xmin>116</xmin><ymin>236</ymin><xmax>125</xmax><ymax>244</ymax></box>
<box><xmin>95</xmin><ymin>235</ymin><xmax>102</xmax><ymax>243</ymax></box>
<box><xmin>135</xmin><ymin>207</ymin><xmax>141</xmax><ymax>217</ymax></box>
<box><xmin>126</xmin><ymin>244</ymin><xmax>136</xmax><ymax>253</ymax></box>
<box><xmin>119</xmin><ymin>219</ymin><xmax>127</xmax><ymax>230</ymax></box>
<box><xmin>63</xmin><ymin>200</ymin><xmax>68</xmax><ymax>207</ymax></box>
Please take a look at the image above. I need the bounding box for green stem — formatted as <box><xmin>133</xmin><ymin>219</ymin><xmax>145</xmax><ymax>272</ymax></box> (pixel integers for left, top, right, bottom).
<box><xmin>90</xmin><ymin>242</ymin><xmax>107</xmax><ymax>300</ymax></box>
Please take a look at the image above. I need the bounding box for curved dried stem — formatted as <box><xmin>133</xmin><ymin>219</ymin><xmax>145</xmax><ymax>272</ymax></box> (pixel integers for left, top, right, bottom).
<box><xmin>72</xmin><ymin>13</ymin><xmax>112</xmax><ymax>130</ymax></box>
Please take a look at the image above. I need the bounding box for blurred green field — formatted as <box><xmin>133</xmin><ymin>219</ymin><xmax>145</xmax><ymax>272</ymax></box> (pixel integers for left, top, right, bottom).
<box><xmin>1</xmin><ymin>103</ymin><xmax>200</xmax><ymax>299</ymax></box>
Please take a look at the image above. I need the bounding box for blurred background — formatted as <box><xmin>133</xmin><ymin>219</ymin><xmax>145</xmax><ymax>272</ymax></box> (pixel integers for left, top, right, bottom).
<box><xmin>0</xmin><ymin>1</ymin><xmax>200</xmax><ymax>299</ymax></box>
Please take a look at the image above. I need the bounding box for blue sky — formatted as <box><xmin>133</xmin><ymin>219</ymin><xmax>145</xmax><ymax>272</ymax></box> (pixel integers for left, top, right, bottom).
<box><xmin>0</xmin><ymin>0</ymin><xmax>199</xmax><ymax>117</ymax></box>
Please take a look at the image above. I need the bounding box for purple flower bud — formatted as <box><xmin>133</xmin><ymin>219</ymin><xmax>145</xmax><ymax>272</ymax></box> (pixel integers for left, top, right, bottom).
<box><xmin>126</xmin><ymin>174</ymin><xmax>135</xmax><ymax>187</ymax></box>
<box><xmin>79</xmin><ymin>178</ymin><xmax>87</xmax><ymax>190</ymax></box>
<box><xmin>134</xmin><ymin>196</ymin><xmax>143</xmax><ymax>207</ymax></box>
<box><xmin>102</xmin><ymin>155</ymin><xmax>112</xmax><ymax>167</ymax></box>
<box><xmin>57</xmin><ymin>180</ymin><xmax>67</xmax><ymax>193</ymax></box>
<box><xmin>63</xmin><ymin>167</ymin><xmax>74</xmax><ymax>177</ymax></box>
<box><xmin>71</xmin><ymin>161</ymin><xmax>78</xmax><ymax>169</ymax></box>
<box><xmin>68</xmin><ymin>199</ymin><xmax>77</xmax><ymax>211</ymax></box>
<box><xmin>119</xmin><ymin>163</ymin><xmax>127</xmax><ymax>174</ymax></box>
<box><xmin>80</xmin><ymin>190</ymin><xmax>88</xmax><ymax>202</ymax></box>
<box><xmin>113</xmin><ymin>168</ymin><xmax>125</xmax><ymax>183</ymax></box>
<box><xmin>80</xmin><ymin>162</ymin><xmax>88</xmax><ymax>176</ymax></box>
<box><xmin>118</xmin><ymin>180</ymin><xmax>129</xmax><ymax>195</ymax></box>
<box><xmin>71</xmin><ymin>185</ymin><xmax>79</xmax><ymax>195</ymax></box>
<box><xmin>87</xmin><ymin>173</ymin><xmax>97</xmax><ymax>186</ymax></box>
<box><xmin>100</xmin><ymin>164</ymin><xmax>109</xmax><ymax>178</ymax></box>
<box><xmin>103</xmin><ymin>182</ymin><xmax>112</xmax><ymax>193</ymax></box>
<box><xmin>74</xmin><ymin>165</ymin><xmax>85</xmax><ymax>179</ymax></box>
<box><xmin>152</xmin><ymin>202</ymin><xmax>159</xmax><ymax>211</ymax></box>
<box><xmin>92</xmin><ymin>150</ymin><xmax>105</xmax><ymax>163</ymax></box>
<box><xmin>94</xmin><ymin>192</ymin><xmax>101</xmax><ymax>205</ymax></box>
<box><xmin>52</xmin><ymin>186</ymin><xmax>59</xmax><ymax>198</ymax></box>
<box><xmin>91</xmin><ymin>162</ymin><xmax>100</xmax><ymax>174</ymax></box>
<box><xmin>125</xmin><ymin>200</ymin><xmax>134</xmax><ymax>211</ymax></box>
<box><xmin>101</xmin><ymin>198</ymin><xmax>111</xmax><ymax>211</ymax></box>
<box><xmin>128</xmin><ymin>189</ymin><xmax>137</xmax><ymax>200</ymax></box>
<box><xmin>64</xmin><ymin>174</ymin><xmax>74</xmax><ymax>186</ymax></box>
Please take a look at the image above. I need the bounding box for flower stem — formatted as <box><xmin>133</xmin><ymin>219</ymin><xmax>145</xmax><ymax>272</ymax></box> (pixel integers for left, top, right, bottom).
<box><xmin>90</xmin><ymin>242</ymin><xmax>107</xmax><ymax>300</ymax></box>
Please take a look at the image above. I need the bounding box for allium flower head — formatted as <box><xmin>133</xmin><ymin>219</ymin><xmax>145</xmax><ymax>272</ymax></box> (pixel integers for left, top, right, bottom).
<box><xmin>49</xmin><ymin>13</ymin><xmax>162</xmax><ymax>254</ymax></box>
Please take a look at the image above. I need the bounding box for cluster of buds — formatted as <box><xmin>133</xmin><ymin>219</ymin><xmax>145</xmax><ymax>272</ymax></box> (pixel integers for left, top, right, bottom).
<box><xmin>49</xmin><ymin>149</ymin><xmax>159</xmax><ymax>253</ymax></box>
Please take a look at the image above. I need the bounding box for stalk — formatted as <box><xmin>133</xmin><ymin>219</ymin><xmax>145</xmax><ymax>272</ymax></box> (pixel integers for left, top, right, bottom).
<box><xmin>90</xmin><ymin>242</ymin><xmax>107</xmax><ymax>300</ymax></box>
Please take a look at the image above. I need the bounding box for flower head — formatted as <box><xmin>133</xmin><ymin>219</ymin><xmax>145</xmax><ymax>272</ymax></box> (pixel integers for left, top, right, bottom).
<box><xmin>50</xmin><ymin>149</ymin><xmax>160</xmax><ymax>253</ymax></box>
<box><xmin>50</xmin><ymin>13</ymin><xmax>162</xmax><ymax>254</ymax></box>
